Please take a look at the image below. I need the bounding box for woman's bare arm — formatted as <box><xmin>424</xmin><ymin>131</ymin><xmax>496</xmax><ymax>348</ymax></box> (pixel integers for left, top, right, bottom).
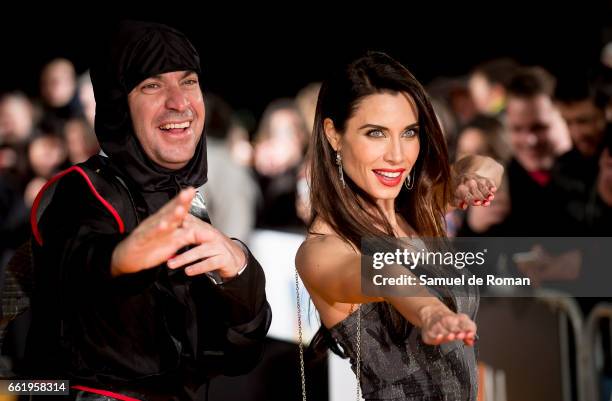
<box><xmin>297</xmin><ymin>235</ymin><xmax>476</xmax><ymax>346</ymax></box>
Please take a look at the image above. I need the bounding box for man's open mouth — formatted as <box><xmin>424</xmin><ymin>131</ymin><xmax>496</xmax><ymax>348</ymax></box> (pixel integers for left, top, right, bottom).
<box><xmin>158</xmin><ymin>121</ymin><xmax>192</xmax><ymax>135</ymax></box>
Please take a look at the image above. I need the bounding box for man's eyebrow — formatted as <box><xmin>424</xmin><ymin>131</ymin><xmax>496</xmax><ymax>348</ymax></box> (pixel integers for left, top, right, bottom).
<box><xmin>144</xmin><ymin>71</ymin><xmax>197</xmax><ymax>81</ymax></box>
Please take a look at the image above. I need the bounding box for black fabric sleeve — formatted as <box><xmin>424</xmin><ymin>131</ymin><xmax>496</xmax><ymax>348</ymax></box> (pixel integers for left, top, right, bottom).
<box><xmin>29</xmin><ymin>172</ymin><xmax>180</xmax><ymax>380</ymax></box>
<box><xmin>191</xmin><ymin>243</ymin><xmax>271</xmax><ymax>376</ymax></box>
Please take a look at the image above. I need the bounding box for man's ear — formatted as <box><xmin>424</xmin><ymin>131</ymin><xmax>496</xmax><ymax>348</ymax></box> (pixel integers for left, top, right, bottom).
<box><xmin>323</xmin><ymin>118</ymin><xmax>341</xmax><ymax>151</ymax></box>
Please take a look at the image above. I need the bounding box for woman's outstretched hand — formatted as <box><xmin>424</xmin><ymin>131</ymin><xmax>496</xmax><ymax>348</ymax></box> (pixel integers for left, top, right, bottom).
<box><xmin>451</xmin><ymin>155</ymin><xmax>504</xmax><ymax>210</ymax></box>
<box><xmin>418</xmin><ymin>304</ymin><xmax>477</xmax><ymax>346</ymax></box>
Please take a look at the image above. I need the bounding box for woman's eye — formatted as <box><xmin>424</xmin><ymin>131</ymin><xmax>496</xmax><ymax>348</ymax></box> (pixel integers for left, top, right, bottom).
<box><xmin>402</xmin><ymin>128</ymin><xmax>418</xmax><ymax>138</ymax></box>
<box><xmin>367</xmin><ymin>130</ymin><xmax>385</xmax><ymax>138</ymax></box>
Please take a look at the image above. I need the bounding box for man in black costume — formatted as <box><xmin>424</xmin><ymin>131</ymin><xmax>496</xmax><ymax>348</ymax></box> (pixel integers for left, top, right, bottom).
<box><xmin>25</xmin><ymin>20</ymin><xmax>271</xmax><ymax>400</ymax></box>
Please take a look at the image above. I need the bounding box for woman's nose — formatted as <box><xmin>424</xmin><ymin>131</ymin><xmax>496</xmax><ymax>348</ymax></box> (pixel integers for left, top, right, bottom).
<box><xmin>384</xmin><ymin>137</ymin><xmax>403</xmax><ymax>163</ymax></box>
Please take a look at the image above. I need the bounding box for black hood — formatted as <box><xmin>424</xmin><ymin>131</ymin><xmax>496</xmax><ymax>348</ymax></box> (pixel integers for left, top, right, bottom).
<box><xmin>90</xmin><ymin>20</ymin><xmax>207</xmax><ymax>193</ymax></box>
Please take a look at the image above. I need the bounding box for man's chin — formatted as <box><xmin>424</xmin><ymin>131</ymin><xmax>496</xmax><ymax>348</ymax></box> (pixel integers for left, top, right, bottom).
<box><xmin>519</xmin><ymin>151</ymin><xmax>552</xmax><ymax>170</ymax></box>
<box><xmin>155</xmin><ymin>155</ymin><xmax>194</xmax><ymax>170</ymax></box>
<box><xmin>577</xmin><ymin>144</ymin><xmax>597</xmax><ymax>158</ymax></box>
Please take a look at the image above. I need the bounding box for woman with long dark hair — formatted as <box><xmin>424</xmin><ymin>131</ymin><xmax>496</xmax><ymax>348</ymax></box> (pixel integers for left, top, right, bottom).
<box><xmin>297</xmin><ymin>52</ymin><xmax>501</xmax><ymax>400</ymax></box>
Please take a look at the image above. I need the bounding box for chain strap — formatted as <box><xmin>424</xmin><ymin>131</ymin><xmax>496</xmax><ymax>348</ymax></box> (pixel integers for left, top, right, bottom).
<box><xmin>295</xmin><ymin>269</ymin><xmax>307</xmax><ymax>401</ymax></box>
<box><xmin>349</xmin><ymin>303</ymin><xmax>362</xmax><ymax>400</ymax></box>
<box><xmin>356</xmin><ymin>304</ymin><xmax>361</xmax><ymax>400</ymax></box>
<box><xmin>296</xmin><ymin>269</ymin><xmax>362</xmax><ymax>401</ymax></box>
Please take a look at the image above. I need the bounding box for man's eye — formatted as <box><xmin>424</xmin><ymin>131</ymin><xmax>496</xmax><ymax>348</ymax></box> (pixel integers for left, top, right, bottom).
<box><xmin>142</xmin><ymin>83</ymin><xmax>160</xmax><ymax>90</ymax></box>
<box><xmin>367</xmin><ymin>130</ymin><xmax>384</xmax><ymax>138</ymax></box>
<box><xmin>532</xmin><ymin>124</ymin><xmax>548</xmax><ymax>132</ymax></box>
<box><xmin>183</xmin><ymin>79</ymin><xmax>198</xmax><ymax>86</ymax></box>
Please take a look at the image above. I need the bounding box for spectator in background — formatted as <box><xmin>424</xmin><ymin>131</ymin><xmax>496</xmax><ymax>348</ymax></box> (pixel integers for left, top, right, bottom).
<box><xmin>427</xmin><ymin>78</ymin><xmax>476</xmax><ymax>162</ymax></box>
<box><xmin>27</xmin><ymin>124</ymin><xmax>68</xmax><ymax>181</ymax></box>
<box><xmin>0</xmin><ymin>92</ymin><xmax>36</xmax><ymax>305</ymax></box>
<box><xmin>451</xmin><ymin>116</ymin><xmax>512</xmax><ymax>236</ymax></box>
<box><xmin>602</xmin><ymin>41</ymin><xmax>612</xmax><ymax>70</ymax></box>
<box><xmin>253</xmin><ymin>99</ymin><xmax>307</xmax><ymax>230</ymax></box>
<box><xmin>551</xmin><ymin>77</ymin><xmax>611</xmax><ymax>234</ymax></box>
<box><xmin>23</xmin><ymin>177</ymin><xmax>46</xmax><ymax>209</ymax></box>
<box><xmin>456</xmin><ymin>115</ymin><xmax>512</xmax><ymax>163</ymax></box>
<box><xmin>39</xmin><ymin>58</ymin><xmax>82</xmax><ymax>122</ymax></box>
<box><xmin>428</xmin><ymin>77</ymin><xmax>476</xmax><ymax>125</ymax></box>
<box><xmin>0</xmin><ymin>175</ymin><xmax>29</xmax><ymax>290</ymax></box>
<box><xmin>25</xmin><ymin>121</ymin><xmax>70</xmax><ymax>206</ymax></box>
<box><xmin>225</xmin><ymin>117</ymin><xmax>254</xmax><ymax>167</ymax></box>
<box><xmin>294</xmin><ymin>83</ymin><xmax>321</xmax><ymax>226</ymax></box>
<box><xmin>64</xmin><ymin>117</ymin><xmax>99</xmax><ymax>164</ymax></box>
<box><xmin>295</xmin><ymin>82</ymin><xmax>321</xmax><ymax>137</ymax></box>
<box><xmin>468</xmin><ymin>58</ymin><xmax>519</xmax><ymax>117</ymax></box>
<box><xmin>0</xmin><ymin>94</ymin><xmax>40</xmax><ymax>373</ymax></box>
<box><xmin>430</xmin><ymin>96</ymin><xmax>459</xmax><ymax>160</ymax></box>
<box><xmin>201</xmin><ymin>93</ymin><xmax>259</xmax><ymax>241</ymax></box>
<box><xmin>597</xmin><ymin>129</ymin><xmax>612</xmax><ymax>209</ymax></box>
<box><xmin>77</xmin><ymin>71</ymin><xmax>96</xmax><ymax>128</ymax></box>
<box><xmin>591</xmin><ymin>129</ymin><xmax>612</xmax><ymax>233</ymax></box>
<box><xmin>554</xmin><ymin>78</ymin><xmax>608</xmax><ymax>182</ymax></box>
<box><xmin>548</xmin><ymin>121</ymin><xmax>612</xmax><ymax>236</ymax></box>
<box><xmin>0</xmin><ymin>92</ymin><xmax>35</xmax><ymax>146</ymax></box>
<box><xmin>498</xmin><ymin>67</ymin><xmax>566</xmax><ymax>235</ymax></box>
<box><xmin>0</xmin><ymin>92</ymin><xmax>36</xmax><ymax>188</ymax></box>
<box><xmin>594</xmin><ymin>43</ymin><xmax>612</xmax><ymax>123</ymax></box>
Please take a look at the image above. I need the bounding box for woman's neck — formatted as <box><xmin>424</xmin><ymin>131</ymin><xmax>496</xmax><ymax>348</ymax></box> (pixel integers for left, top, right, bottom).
<box><xmin>374</xmin><ymin>199</ymin><xmax>414</xmax><ymax>237</ymax></box>
<box><xmin>376</xmin><ymin>198</ymin><xmax>398</xmax><ymax>227</ymax></box>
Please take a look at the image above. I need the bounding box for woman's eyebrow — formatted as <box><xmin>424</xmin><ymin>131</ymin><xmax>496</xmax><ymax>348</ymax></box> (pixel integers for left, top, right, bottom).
<box><xmin>358</xmin><ymin>123</ymin><xmax>419</xmax><ymax>130</ymax></box>
<box><xmin>358</xmin><ymin>123</ymin><xmax>387</xmax><ymax>130</ymax></box>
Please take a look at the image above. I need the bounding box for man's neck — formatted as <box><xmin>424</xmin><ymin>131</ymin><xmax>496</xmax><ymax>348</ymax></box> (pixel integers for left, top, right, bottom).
<box><xmin>515</xmin><ymin>154</ymin><xmax>553</xmax><ymax>174</ymax></box>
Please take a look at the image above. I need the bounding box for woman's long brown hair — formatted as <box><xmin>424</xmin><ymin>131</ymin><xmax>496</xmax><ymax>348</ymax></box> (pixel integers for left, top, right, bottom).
<box><xmin>306</xmin><ymin>52</ymin><xmax>454</xmax><ymax>353</ymax></box>
<box><xmin>308</xmin><ymin>52</ymin><xmax>451</xmax><ymax>247</ymax></box>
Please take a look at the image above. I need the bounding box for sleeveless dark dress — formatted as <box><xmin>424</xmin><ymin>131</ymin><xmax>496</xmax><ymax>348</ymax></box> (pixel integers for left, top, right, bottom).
<box><xmin>328</xmin><ymin>285</ymin><xmax>479</xmax><ymax>400</ymax></box>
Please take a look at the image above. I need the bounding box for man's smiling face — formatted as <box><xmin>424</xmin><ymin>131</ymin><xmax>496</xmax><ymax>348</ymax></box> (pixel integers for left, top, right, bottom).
<box><xmin>128</xmin><ymin>70</ymin><xmax>205</xmax><ymax>169</ymax></box>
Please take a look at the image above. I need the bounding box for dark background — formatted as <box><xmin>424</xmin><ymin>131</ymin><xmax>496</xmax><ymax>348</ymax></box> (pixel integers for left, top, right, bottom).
<box><xmin>1</xmin><ymin>3</ymin><xmax>611</xmax><ymax>121</ymax></box>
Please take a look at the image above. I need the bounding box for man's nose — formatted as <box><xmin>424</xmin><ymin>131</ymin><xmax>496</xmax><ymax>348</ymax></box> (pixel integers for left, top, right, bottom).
<box><xmin>576</xmin><ymin>127</ymin><xmax>594</xmax><ymax>140</ymax></box>
<box><xmin>525</xmin><ymin>131</ymin><xmax>538</xmax><ymax>146</ymax></box>
<box><xmin>165</xmin><ymin>86</ymin><xmax>189</xmax><ymax>111</ymax></box>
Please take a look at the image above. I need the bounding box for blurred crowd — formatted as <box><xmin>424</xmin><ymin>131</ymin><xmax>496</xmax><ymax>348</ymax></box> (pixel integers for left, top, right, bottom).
<box><xmin>2</xmin><ymin>45</ymin><xmax>612</xmax><ymax>259</ymax></box>
<box><xmin>162</xmin><ymin>53</ymin><xmax>612</xmax><ymax>243</ymax></box>
<box><xmin>444</xmin><ymin>58</ymin><xmax>612</xmax><ymax>239</ymax></box>
<box><xmin>3</xmin><ymin>49</ymin><xmax>612</xmax><ymax>270</ymax></box>
<box><xmin>0</xmin><ymin>59</ymin><xmax>98</xmax><ymax>269</ymax></box>
<box><xmin>2</xmin><ymin>46</ymin><xmax>612</xmax><ymax>376</ymax></box>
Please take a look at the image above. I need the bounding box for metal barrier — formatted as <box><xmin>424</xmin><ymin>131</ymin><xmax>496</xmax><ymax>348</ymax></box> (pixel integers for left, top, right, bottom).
<box><xmin>583</xmin><ymin>303</ymin><xmax>612</xmax><ymax>401</ymax></box>
<box><xmin>536</xmin><ymin>289</ymin><xmax>586</xmax><ymax>401</ymax></box>
<box><xmin>477</xmin><ymin>290</ymin><xmax>585</xmax><ymax>401</ymax></box>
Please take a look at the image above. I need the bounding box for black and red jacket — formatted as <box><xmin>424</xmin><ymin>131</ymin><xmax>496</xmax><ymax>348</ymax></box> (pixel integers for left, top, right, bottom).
<box><xmin>26</xmin><ymin>154</ymin><xmax>271</xmax><ymax>400</ymax></box>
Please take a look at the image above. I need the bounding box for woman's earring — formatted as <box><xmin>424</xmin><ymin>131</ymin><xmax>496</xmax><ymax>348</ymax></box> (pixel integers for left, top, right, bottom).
<box><xmin>404</xmin><ymin>168</ymin><xmax>415</xmax><ymax>190</ymax></box>
<box><xmin>336</xmin><ymin>151</ymin><xmax>346</xmax><ymax>188</ymax></box>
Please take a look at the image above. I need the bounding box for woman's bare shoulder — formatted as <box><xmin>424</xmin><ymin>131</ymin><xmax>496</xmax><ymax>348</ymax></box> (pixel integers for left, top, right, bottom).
<box><xmin>296</xmin><ymin>219</ymin><xmax>357</xmax><ymax>277</ymax></box>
